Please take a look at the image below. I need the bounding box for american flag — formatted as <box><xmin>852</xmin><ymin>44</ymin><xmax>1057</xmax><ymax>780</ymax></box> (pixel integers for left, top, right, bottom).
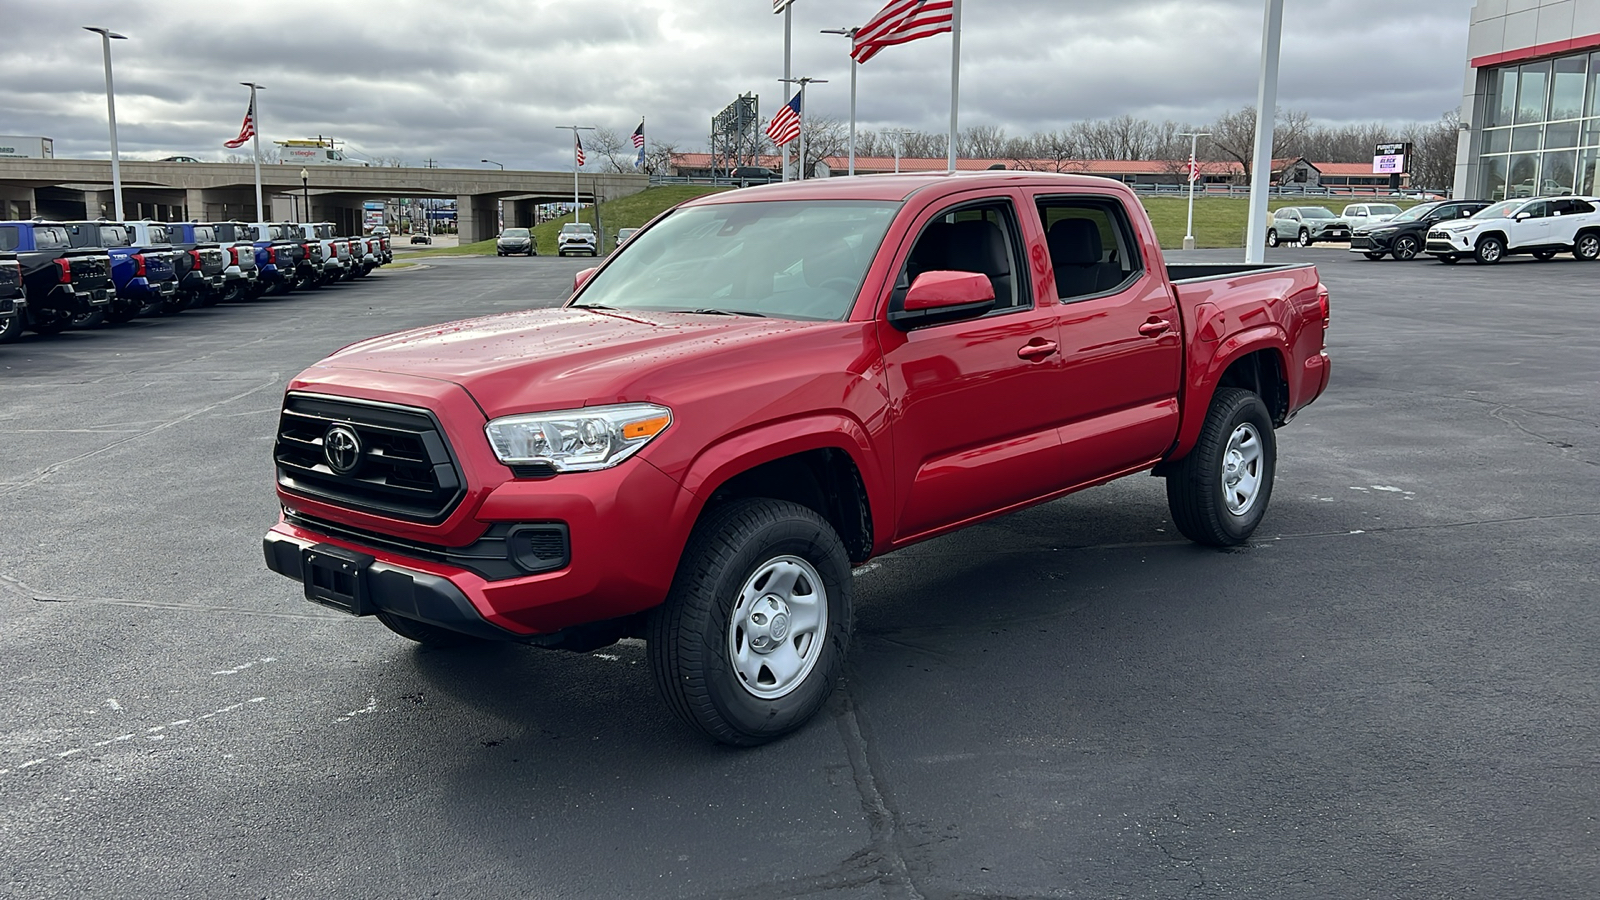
<box><xmin>853</xmin><ymin>0</ymin><xmax>954</xmax><ymax>63</ymax></box>
<box><xmin>766</xmin><ymin>92</ymin><xmax>802</xmax><ymax>147</ymax></box>
<box><xmin>575</xmin><ymin>133</ymin><xmax>586</xmax><ymax>167</ymax></box>
<box><xmin>632</xmin><ymin>121</ymin><xmax>645</xmax><ymax>149</ymax></box>
<box><xmin>1186</xmin><ymin>153</ymin><xmax>1201</xmax><ymax>183</ymax></box>
<box><xmin>223</xmin><ymin>97</ymin><xmax>256</xmax><ymax>149</ymax></box>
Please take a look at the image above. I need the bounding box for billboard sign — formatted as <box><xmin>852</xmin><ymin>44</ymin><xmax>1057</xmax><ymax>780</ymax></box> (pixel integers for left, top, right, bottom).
<box><xmin>1372</xmin><ymin>141</ymin><xmax>1412</xmax><ymax>175</ymax></box>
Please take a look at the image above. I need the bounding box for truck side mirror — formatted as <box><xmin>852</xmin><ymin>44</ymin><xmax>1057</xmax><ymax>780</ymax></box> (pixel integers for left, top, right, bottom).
<box><xmin>573</xmin><ymin>267</ymin><xmax>597</xmax><ymax>293</ymax></box>
<box><xmin>888</xmin><ymin>270</ymin><xmax>995</xmax><ymax>330</ymax></box>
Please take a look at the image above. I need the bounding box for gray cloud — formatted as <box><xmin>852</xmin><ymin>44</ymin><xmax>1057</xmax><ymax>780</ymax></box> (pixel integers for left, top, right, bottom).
<box><xmin>0</xmin><ymin>0</ymin><xmax>1474</xmax><ymax>168</ymax></box>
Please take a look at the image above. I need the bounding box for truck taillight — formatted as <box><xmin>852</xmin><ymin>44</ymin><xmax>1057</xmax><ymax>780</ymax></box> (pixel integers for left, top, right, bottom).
<box><xmin>303</xmin><ymin>242</ymin><xmax>313</xmax><ymax>258</ymax></box>
<box><xmin>133</xmin><ymin>254</ymin><xmax>147</xmax><ymax>277</ymax></box>
<box><xmin>228</xmin><ymin>246</ymin><xmax>239</xmax><ymax>265</ymax></box>
<box><xmin>54</xmin><ymin>259</ymin><xmax>71</xmax><ymax>283</ymax></box>
<box><xmin>267</xmin><ymin>247</ymin><xmax>277</xmax><ymax>264</ymax></box>
<box><xmin>1317</xmin><ymin>285</ymin><xmax>1330</xmax><ymax>329</ymax></box>
<box><xmin>189</xmin><ymin>249</ymin><xmax>202</xmax><ymax>268</ymax></box>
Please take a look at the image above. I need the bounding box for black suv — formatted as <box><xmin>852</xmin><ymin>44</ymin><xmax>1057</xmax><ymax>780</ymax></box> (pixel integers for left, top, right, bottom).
<box><xmin>1350</xmin><ymin>199</ymin><xmax>1492</xmax><ymax>261</ymax></box>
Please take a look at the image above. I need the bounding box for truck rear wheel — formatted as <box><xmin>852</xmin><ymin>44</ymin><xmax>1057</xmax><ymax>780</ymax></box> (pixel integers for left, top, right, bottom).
<box><xmin>0</xmin><ymin>311</ymin><xmax>23</xmax><ymax>343</ymax></box>
<box><xmin>648</xmin><ymin>498</ymin><xmax>852</xmax><ymax>746</ymax></box>
<box><xmin>374</xmin><ymin>611</ymin><xmax>487</xmax><ymax>648</ymax></box>
<box><xmin>1165</xmin><ymin>387</ymin><xmax>1277</xmax><ymax>547</ymax></box>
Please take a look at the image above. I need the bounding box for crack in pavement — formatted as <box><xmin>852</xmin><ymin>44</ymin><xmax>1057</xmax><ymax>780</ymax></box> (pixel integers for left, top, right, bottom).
<box><xmin>0</xmin><ymin>373</ymin><xmax>282</xmax><ymax>496</ymax></box>
<box><xmin>0</xmin><ymin>572</ymin><xmax>344</xmax><ymax>622</ymax></box>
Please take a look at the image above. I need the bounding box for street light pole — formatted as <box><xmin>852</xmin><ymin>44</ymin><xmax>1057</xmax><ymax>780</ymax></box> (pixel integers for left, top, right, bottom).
<box><xmin>240</xmin><ymin>82</ymin><xmax>265</xmax><ymax>222</ymax></box>
<box><xmin>820</xmin><ymin>28</ymin><xmax>860</xmax><ymax>176</ymax></box>
<box><xmin>779</xmin><ymin>77</ymin><xmax>827</xmax><ymax>181</ymax></box>
<box><xmin>300</xmin><ymin>167</ymin><xmax>309</xmax><ymax>223</ymax></box>
<box><xmin>84</xmin><ymin>27</ymin><xmax>128</xmax><ymax>220</ymax></box>
<box><xmin>1244</xmin><ymin>0</ymin><xmax>1285</xmax><ymax>264</ymax></box>
<box><xmin>886</xmin><ymin>129</ymin><xmax>913</xmax><ymax>174</ymax></box>
<box><xmin>1178</xmin><ymin>132</ymin><xmax>1211</xmax><ymax>251</ymax></box>
<box><xmin>481</xmin><ymin>159</ymin><xmax>504</xmax><ymax>170</ymax></box>
<box><xmin>778</xmin><ymin>0</ymin><xmax>797</xmax><ymax>182</ymax></box>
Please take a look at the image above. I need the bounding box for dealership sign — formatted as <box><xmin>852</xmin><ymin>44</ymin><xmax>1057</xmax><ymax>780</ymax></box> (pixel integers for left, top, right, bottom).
<box><xmin>1372</xmin><ymin>141</ymin><xmax>1412</xmax><ymax>175</ymax></box>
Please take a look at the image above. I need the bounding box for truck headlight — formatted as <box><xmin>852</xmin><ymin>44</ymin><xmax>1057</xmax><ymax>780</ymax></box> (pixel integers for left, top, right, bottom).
<box><xmin>484</xmin><ymin>403</ymin><xmax>671</xmax><ymax>472</ymax></box>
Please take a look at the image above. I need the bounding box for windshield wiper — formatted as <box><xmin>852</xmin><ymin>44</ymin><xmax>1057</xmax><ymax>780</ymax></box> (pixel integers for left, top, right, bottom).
<box><xmin>674</xmin><ymin>308</ymin><xmax>765</xmax><ymax>317</ymax></box>
<box><xmin>569</xmin><ymin>303</ymin><xmax>615</xmax><ymax>310</ymax></box>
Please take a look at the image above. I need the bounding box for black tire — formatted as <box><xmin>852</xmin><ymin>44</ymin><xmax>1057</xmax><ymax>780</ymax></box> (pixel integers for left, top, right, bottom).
<box><xmin>104</xmin><ymin>304</ymin><xmax>140</xmax><ymax>325</ymax></box>
<box><xmin>1436</xmin><ymin>255</ymin><xmax>1459</xmax><ymax>265</ymax></box>
<box><xmin>29</xmin><ymin>314</ymin><xmax>70</xmax><ymax>335</ymax></box>
<box><xmin>375</xmin><ymin>611</ymin><xmax>488</xmax><ymax>648</ymax></box>
<box><xmin>1474</xmin><ymin>235</ymin><xmax>1505</xmax><ymax>264</ymax></box>
<box><xmin>71</xmin><ymin>309</ymin><xmax>106</xmax><ymax>329</ymax></box>
<box><xmin>648</xmin><ymin>498</ymin><xmax>852</xmax><ymax>746</ymax></box>
<box><xmin>1392</xmin><ymin>235</ymin><xmax>1421</xmax><ymax>261</ymax></box>
<box><xmin>1533</xmin><ymin>250</ymin><xmax>1557</xmax><ymax>261</ymax></box>
<box><xmin>1363</xmin><ymin>252</ymin><xmax>1386</xmax><ymax>261</ymax></box>
<box><xmin>1575</xmin><ymin>231</ymin><xmax>1600</xmax><ymax>261</ymax></box>
<box><xmin>0</xmin><ymin>310</ymin><xmax>23</xmax><ymax>343</ymax></box>
<box><xmin>1266</xmin><ymin>229</ymin><xmax>1279</xmax><ymax>248</ymax></box>
<box><xmin>1165</xmin><ymin>387</ymin><xmax>1277</xmax><ymax>548</ymax></box>
<box><xmin>1297</xmin><ymin>229</ymin><xmax>1313</xmax><ymax>247</ymax></box>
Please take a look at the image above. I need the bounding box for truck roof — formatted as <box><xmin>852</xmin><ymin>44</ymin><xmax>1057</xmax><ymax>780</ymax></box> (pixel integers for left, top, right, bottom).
<box><xmin>682</xmin><ymin>171</ymin><xmax>1140</xmax><ymax>208</ymax></box>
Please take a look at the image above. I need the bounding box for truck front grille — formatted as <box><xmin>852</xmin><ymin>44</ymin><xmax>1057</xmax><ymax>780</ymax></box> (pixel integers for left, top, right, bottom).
<box><xmin>274</xmin><ymin>393</ymin><xmax>464</xmax><ymax>524</ymax></box>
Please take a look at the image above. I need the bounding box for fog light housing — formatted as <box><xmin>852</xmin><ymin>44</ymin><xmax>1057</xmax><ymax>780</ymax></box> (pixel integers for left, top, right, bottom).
<box><xmin>507</xmin><ymin>524</ymin><xmax>570</xmax><ymax>574</ymax></box>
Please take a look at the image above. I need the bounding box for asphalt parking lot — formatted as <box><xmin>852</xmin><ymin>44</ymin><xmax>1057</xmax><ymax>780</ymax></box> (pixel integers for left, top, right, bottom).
<box><xmin>2</xmin><ymin>248</ymin><xmax>1596</xmax><ymax>899</ymax></box>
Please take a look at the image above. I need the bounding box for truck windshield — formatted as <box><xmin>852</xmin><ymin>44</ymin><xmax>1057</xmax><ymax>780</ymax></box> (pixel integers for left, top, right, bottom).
<box><xmin>572</xmin><ymin>200</ymin><xmax>901</xmax><ymax>322</ymax></box>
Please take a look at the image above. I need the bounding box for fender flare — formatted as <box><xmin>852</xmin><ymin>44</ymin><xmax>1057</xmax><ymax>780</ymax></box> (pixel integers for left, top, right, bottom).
<box><xmin>1168</xmin><ymin>327</ymin><xmax>1292</xmax><ymax>462</ymax></box>
<box><xmin>667</xmin><ymin>413</ymin><xmax>891</xmax><ymax>551</ymax></box>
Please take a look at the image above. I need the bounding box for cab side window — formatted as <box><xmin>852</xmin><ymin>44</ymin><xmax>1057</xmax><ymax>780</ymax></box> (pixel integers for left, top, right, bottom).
<box><xmin>1036</xmin><ymin>197</ymin><xmax>1144</xmax><ymax>302</ymax></box>
<box><xmin>1522</xmin><ymin>201</ymin><xmax>1549</xmax><ymax>218</ymax></box>
<box><xmin>898</xmin><ymin>200</ymin><xmax>1028</xmax><ymax>313</ymax></box>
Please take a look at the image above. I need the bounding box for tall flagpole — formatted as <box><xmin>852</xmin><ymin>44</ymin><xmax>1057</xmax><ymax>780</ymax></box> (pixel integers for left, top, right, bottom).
<box><xmin>947</xmin><ymin>0</ymin><xmax>962</xmax><ymax>173</ymax></box>
<box><xmin>556</xmin><ymin>125</ymin><xmax>596</xmax><ymax>225</ymax></box>
<box><xmin>241</xmin><ymin>82</ymin><xmax>264</xmax><ymax>221</ymax></box>
<box><xmin>822</xmin><ymin>27</ymin><xmax>860</xmax><ymax>176</ymax></box>
<box><xmin>782</xmin><ymin>3</ymin><xmax>793</xmax><ymax>182</ymax></box>
<box><xmin>1244</xmin><ymin>0</ymin><xmax>1284</xmax><ymax>264</ymax></box>
<box><xmin>780</xmin><ymin>76</ymin><xmax>826</xmax><ymax>182</ymax></box>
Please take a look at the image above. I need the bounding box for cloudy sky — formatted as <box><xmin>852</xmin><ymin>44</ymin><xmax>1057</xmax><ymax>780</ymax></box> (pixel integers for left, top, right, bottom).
<box><xmin>1</xmin><ymin>0</ymin><xmax>1476</xmax><ymax>169</ymax></box>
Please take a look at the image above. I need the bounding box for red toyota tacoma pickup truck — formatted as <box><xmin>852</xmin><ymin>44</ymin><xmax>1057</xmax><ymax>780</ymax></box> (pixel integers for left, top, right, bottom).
<box><xmin>264</xmin><ymin>172</ymin><xmax>1330</xmax><ymax>745</ymax></box>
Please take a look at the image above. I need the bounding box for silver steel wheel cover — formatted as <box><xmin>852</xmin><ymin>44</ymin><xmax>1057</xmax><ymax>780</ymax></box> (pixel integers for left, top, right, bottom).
<box><xmin>1221</xmin><ymin>423</ymin><xmax>1265</xmax><ymax>516</ymax></box>
<box><xmin>726</xmin><ymin>555</ymin><xmax>828</xmax><ymax>700</ymax></box>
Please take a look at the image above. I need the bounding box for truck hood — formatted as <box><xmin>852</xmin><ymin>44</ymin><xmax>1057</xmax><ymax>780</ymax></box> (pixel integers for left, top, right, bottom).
<box><xmin>314</xmin><ymin>306</ymin><xmax>832</xmax><ymax>418</ymax></box>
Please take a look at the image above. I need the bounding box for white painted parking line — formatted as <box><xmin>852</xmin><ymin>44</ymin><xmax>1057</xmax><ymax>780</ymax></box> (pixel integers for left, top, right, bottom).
<box><xmin>1</xmin><ymin>696</ymin><xmax>268</xmax><ymax>778</ymax></box>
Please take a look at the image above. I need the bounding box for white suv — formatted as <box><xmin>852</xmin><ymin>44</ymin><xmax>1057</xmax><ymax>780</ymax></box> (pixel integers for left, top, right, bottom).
<box><xmin>1341</xmin><ymin>203</ymin><xmax>1403</xmax><ymax>230</ymax></box>
<box><xmin>1426</xmin><ymin>196</ymin><xmax>1600</xmax><ymax>264</ymax></box>
<box><xmin>557</xmin><ymin>223</ymin><xmax>598</xmax><ymax>257</ymax></box>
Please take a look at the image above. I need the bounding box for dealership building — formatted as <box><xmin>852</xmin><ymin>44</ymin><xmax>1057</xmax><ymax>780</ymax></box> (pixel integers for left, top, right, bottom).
<box><xmin>1456</xmin><ymin>0</ymin><xmax>1600</xmax><ymax>199</ymax></box>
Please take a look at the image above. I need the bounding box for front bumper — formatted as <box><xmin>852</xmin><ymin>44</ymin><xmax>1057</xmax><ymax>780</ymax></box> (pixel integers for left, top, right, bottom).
<box><xmin>1349</xmin><ymin>232</ymin><xmax>1395</xmax><ymax>252</ymax></box>
<box><xmin>1427</xmin><ymin>230</ymin><xmax>1473</xmax><ymax>254</ymax></box>
<box><xmin>1311</xmin><ymin>225</ymin><xmax>1351</xmax><ymax>241</ymax></box>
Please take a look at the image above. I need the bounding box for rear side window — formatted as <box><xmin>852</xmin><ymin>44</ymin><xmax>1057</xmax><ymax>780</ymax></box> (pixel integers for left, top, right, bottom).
<box><xmin>1036</xmin><ymin>196</ymin><xmax>1144</xmax><ymax>302</ymax></box>
<box><xmin>32</xmin><ymin>226</ymin><xmax>69</xmax><ymax>250</ymax></box>
<box><xmin>897</xmin><ymin>199</ymin><xmax>1029</xmax><ymax>314</ymax></box>
<box><xmin>192</xmin><ymin>226</ymin><xmax>215</xmax><ymax>242</ymax></box>
<box><xmin>0</xmin><ymin>226</ymin><xmax>17</xmax><ymax>252</ymax></box>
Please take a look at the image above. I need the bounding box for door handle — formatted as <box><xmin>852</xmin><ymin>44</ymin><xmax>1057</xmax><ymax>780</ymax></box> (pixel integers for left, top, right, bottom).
<box><xmin>1018</xmin><ymin>340</ymin><xmax>1058</xmax><ymax>360</ymax></box>
<box><xmin>1138</xmin><ymin>319</ymin><xmax>1172</xmax><ymax>337</ymax></box>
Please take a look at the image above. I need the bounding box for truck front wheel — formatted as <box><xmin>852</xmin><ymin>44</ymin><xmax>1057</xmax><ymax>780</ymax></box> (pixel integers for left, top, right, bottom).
<box><xmin>648</xmin><ymin>498</ymin><xmax>852</xmax><ymax>746</ymax></box>
<box><xmin>1165</xmin><ymin>387</ymin><xmax>1277</xmax><ymax>547</ymax></box>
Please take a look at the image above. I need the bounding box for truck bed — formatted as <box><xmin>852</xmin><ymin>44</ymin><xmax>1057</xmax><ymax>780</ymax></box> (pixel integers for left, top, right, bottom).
<box><xmin>1166</xmin><ymin>262</ymin><xmax>1315</xmax><ymax>283</ymax></box>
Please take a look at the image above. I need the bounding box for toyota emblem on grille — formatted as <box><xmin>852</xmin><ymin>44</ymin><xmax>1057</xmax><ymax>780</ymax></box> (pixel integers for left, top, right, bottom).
<box><xmin>323</xmin><ymin>424</ymin><xmax>363</xmax><ymax>475</ymax></box>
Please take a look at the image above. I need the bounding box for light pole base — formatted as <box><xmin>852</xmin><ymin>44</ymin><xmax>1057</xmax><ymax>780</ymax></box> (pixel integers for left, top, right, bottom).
<box><xmin>1182</xmin><ymin>236</ymin><xmax>1196</xmax><ymax>251</ymax></box>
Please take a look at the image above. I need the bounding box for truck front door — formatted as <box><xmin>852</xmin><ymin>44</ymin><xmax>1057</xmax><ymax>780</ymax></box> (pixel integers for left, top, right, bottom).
<box><xmin>1030</xmin><ymin>192</ymin><xmax>1182</xmax><ymax>486</ymax></box>
<box><xmin>874</xmin><ymin>193</ymin><xmax>1068</xmax><ymax>541</ymax></box>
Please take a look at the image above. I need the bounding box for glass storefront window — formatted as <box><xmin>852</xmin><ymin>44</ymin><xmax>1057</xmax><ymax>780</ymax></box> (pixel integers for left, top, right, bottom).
<box><xmin>1578</xmin><ymin>148</ymin><xmax>1600</xmax><ymax>195</ymax></box>
<box><xmin>1488</xmin><ymin>67</ymin><xmax>1519</xmax><ymax>127</ymax></box>
<box><xmin>1484</xmin><ymin>128</ymin><xmax>1512</xmax><ymax>153</ymax></box>
<box><xmin>1509</xmin><ymin>153</ymin><xmax>1540</xmax><ymax>198</ymax></box>
<box><xmin>1482</xmin><ymin>156</ymin><xmax>1509</xmax><ymax>200</ymax></box>
<box><xmin>1541</xmin><ymin>150</ymin><xmax>1577</xmax><ymax>194</ymax></box>
<box><xmin>1584</xmin><ymin>119</ymin><xmax>1600</xmax><ymax>147</ymax></box>
<box><xmin>1512</xmin><ymin>125</ymin><xmax>1544</xmax><ymax>152</ymax></box>
<box><xmin>1546</xmin><ymin>120</ymin><xmax>1581</xmax><ymax>149</ymax></box>
<box><xmin>1589</xmin><ymin>52</ymin><xmax>1600</xmax><ymax>117</ymax></box>
<box><xmin>1517</xmin><ymin>61</ymin><xmax>1551</xmax><ymax>123</ymax></box>
<box><xmin>1552</xmin><ymin>56</ymin><xmax>1587</xmax><ymax>120</ymax></box>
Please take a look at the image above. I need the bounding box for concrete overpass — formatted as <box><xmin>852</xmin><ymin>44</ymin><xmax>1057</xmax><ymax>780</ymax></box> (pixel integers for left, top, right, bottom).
<box><xmin>0</xmin><ymin>159</ymin><xmax>649</xmax><ymax>241</ymax></box>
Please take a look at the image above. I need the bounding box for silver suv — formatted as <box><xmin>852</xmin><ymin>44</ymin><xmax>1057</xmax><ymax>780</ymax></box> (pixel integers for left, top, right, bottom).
<box><xmin>557</xmin><ymin>223</ymin><xmax>597</xmax><ymax>257</ymax></box>
<box><xmin>1267</xmin><ymin>207</ymin><xmax>1350</xmax><ymax>247</ymax></box>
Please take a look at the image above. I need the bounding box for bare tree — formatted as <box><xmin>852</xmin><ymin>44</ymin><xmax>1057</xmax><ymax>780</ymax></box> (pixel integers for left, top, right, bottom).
<box><xmin>959</xmin><ymin>124</ymin><xmax>1009</xmax><ymax>158</ymax></box>
<box><xmin>1207</xmin><ymin>106</ymin><xmax>1312</xmax><ymax>182</ymax></box>
<box><xmin>640</xmin><ymin>140</ymin><xmax>680</xmax><ymax>176</ymax></box>
<box><xmin>589</xmin><ymin>127</ymin><xmax>637</xmax><ymax>174</ymax></box>
<box><xmin>797</xmin><ymin>115</ymin><xmax>849</xmax><ymax>177</ymax></box>
<box><xmin>1403</xmin><ymin>109</ymin><xmax>1463</xmax><ymax>190</ymax></box>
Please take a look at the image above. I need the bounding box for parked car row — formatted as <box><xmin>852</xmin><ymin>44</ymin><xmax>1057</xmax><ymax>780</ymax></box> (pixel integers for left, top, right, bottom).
<box><xmin>0</xmin><ymin>218</ymin><xmax>392</xmax><ymax>342</ymax></box>
<box><xmin>1264</xmin><ymin>196</ymin><xmax>1600</xmax><ymax>265</ymax></box>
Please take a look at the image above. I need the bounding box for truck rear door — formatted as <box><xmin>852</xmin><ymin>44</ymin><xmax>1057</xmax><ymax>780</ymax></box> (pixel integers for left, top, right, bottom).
<box><xmin>1027</xmin><ymin>189</ymin><xmax>1182</xmax><ymax>484</ymax></box>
